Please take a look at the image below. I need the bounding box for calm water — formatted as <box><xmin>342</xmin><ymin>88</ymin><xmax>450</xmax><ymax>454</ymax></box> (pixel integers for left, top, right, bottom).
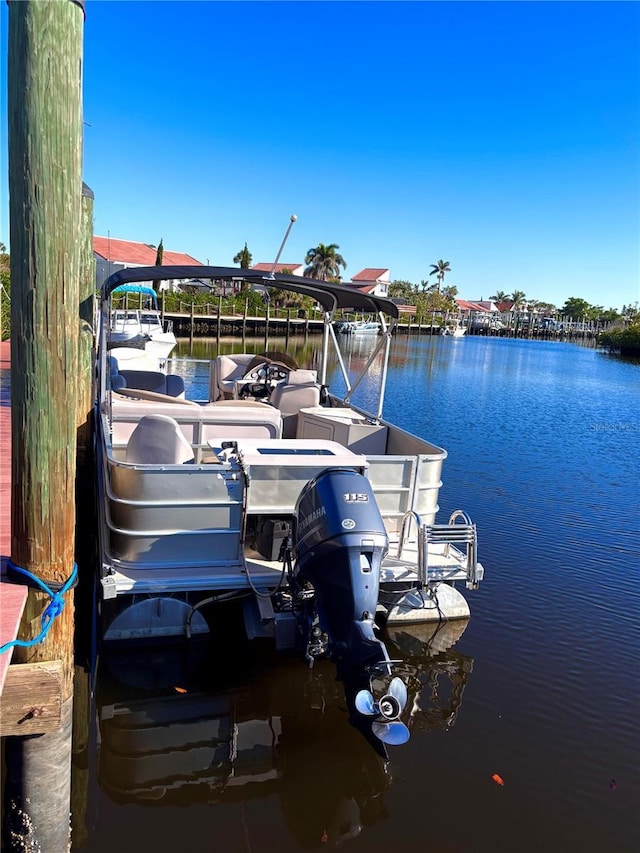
<box><xmin>75</xmin><ymin>334</ymin><xmax>639</xmax><ymax>852</ymax></box>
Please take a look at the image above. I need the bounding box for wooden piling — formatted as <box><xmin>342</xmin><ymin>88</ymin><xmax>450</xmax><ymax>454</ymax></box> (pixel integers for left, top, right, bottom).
<box><xmin>3</xmin><ymin>1</ymin><xmax>85</xmax><ymax>850</ymax></box>
<box><xmin>78</xmin><ymin>182</ymin><xmax>95</xmax><ymax>461</ymax></box>
<box><xmin>74</xmin><ymin>182</ymin><xmax>96</xmax><ymax>654</ymax></box>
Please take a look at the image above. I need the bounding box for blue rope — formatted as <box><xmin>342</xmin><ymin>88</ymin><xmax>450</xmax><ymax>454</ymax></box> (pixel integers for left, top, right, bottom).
<box><xmin>0</xmin><ymin>561</ymin><xmax>78</xmax><ymax>655</ymax></box>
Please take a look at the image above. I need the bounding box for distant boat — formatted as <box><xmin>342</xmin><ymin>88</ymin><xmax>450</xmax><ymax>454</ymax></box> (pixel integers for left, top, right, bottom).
<box><xmin>341</xmin><ymin>320</ymin><xmax>381</xmax><ymax>335</ymax></box>
<box><xmin>109</xmin><ymin>284</ymin><xmax>176</xmax><ymax>359</ymax></box>
<box><xmin>442</xmin><ymin>321</ymin><xmax>466</xmax><ymax>338</ymax></box>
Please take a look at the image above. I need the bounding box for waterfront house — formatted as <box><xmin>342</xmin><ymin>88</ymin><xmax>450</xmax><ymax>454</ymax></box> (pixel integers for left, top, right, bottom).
<box><xmin>455</xmin><ymin>299</ymin><xmax>503</xmax><ymax>329</ymax></box>
<box><xmin>93</xmin><ymin>236</ymin><xmax>203</xmax><ymax>292</ymax></box>
<box><xmin>348</xmin><ymin>268</ymin><xmax>391</xmax><ymax>298</ymax></box>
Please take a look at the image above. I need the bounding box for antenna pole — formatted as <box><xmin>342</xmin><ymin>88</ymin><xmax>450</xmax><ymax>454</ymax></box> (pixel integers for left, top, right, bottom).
<box><xmin>266</xmin><ymin>214</ymin><xmax>297</xmax><ymax>279</ymax></box>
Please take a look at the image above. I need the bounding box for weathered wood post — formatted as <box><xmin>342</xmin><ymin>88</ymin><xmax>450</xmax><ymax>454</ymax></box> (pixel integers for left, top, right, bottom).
<box><xmin>78</xmin><ymin>182</ymin><xmax>95</xmax><ymax>462</ymax></box>
<box><xmin>74</xmin><ymin>181</ymin><xmax>95</xmax><ymax>651</ymax></box>
<box><xmin>4</xmin><ymin>1</ymin><xmax>85</xmax><ymax>851</ymax></box>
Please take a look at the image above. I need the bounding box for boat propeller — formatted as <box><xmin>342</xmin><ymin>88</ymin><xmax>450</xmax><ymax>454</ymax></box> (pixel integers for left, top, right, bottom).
<box><xmin>354</xmin><ymin>676</ymin><xmax>410</xmax><ymax>746</ymax></box>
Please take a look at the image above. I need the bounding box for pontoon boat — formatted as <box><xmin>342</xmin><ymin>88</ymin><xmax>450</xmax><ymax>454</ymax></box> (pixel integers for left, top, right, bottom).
<box><xmin>95</xmin><ymin>265</ymin><xmax>485</xmax><ymax>753</ymax></box>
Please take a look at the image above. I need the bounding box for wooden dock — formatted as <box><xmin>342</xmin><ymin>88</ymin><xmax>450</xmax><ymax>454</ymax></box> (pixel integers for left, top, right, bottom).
<box><xmin>160</xmin><ymin>309</ymin><xmax>601</xmax><ymax>343</ymax></box>
<box><xmin>0</xmin><ymin>340</ymin><xmax>28</xmax><ymax>696</ymax></box>
<box><xmin>0</xmin><ymin>340</ymin><xmax>61</xmax><ymax>736</ymax></box>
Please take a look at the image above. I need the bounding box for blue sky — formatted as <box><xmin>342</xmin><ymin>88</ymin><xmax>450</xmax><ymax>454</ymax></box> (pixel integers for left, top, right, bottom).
<box><xmin>1</xmin><ymin>1</ymin><xmax>639</xmax><ymax>310</ymax></box>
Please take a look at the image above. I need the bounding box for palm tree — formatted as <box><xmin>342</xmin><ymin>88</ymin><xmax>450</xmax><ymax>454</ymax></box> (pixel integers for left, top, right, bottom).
<box><xmin>233</xmin><ymin>243</ymin><xmax>253</xmax><ymax>269</ymax></box>
<box><xmin>428</xmin><ymin>259</ymin><xmax>451</xmax><ymax>292</ymax></box>
<box><xmin>304</xmin><ymin>243</ymin><xmax>346</xmax><ymax>281</ymax></box>
<box><xmin>491</xmin><ymin>290</ymin><xmax>508</xmax><ymax>303</ymax></box>
<box><xmin>511</xmin><ymin>290</ymin><xmax>526</xmax><ymax>310</ymax></box>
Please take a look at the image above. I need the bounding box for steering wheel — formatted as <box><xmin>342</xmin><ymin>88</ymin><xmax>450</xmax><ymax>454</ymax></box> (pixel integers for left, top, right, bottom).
<box><xmin>240</xmin><ymin>360</ymin><xmax>290</xmax><ymax>400</ymax></box>
<box><xmin>264</xmin><ymin>362</ymin><xmax>291</xmax><ymax>385</ymax></box>
<box><xmin>242</xmin><ymin>360</ymin><xmax>266</xmax><ymax>381</ymax></box>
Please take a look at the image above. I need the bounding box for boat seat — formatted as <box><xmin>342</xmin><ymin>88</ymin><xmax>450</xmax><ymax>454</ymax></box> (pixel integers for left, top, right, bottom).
<box><xmin>108</xmin><ymin>356</ymin><xmax>185</xmax><ymax>398</ymax></box>
<box><xmin>118</xmin><ymin>369</ymin><xmax>185</xmax><ymax>398</ymax></box>
<box><xmin>109</xmin><ymin>355</ymin><xmax>127</xmax><ymax>391</ymax></box>
<box><xmin>125</xmin><ymin>414</ymin><xmax>195</xmax><ymax>464</ymax></box>
<box><xmin>208</xmin><ymin>399</ymin><xmax>271</xmax><ymax>408</ymax></box>
<box><xmin>113</xmin><ymin>388</ymin><xmax>199</xmax><ymax>406</ymax></box>
<box><xmin>210</xmin><ymin>354</ymin><xmax>257</xmax><ymax>400</ymax></box>
<box><xmin>200</xmin><ymin>401</ymin><xmax>283</xmax><ymax>440</ymax></box>
<box><xmin>269</xmin><ymin>370</ymin><xmax>320</xmax><ymax>438</ymax></box>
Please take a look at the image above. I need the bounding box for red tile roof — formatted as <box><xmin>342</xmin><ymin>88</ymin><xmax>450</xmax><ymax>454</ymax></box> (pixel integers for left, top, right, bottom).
<box><xmin>351</xmin><ymin>268</ymin><xmax>390</xmax><ymax>282</ymax></box>
<box><xmin>456</xmin><ymin>299</ymin><xmax>489</xmax><ymax>312</ymax></box>
<box><xmin>251</xmin><ymin>263</ymin><xmax>303</xmax><ymax>273</ymax></box>
<box><xmin>349</xmin><ymin>283</ymin><xmax>379</xmax><ymax>295</ymax></box>
<box><xmin>93</xmin><ymin>236</ymin><xmax>202</xmax><ymax>266</ymax></box>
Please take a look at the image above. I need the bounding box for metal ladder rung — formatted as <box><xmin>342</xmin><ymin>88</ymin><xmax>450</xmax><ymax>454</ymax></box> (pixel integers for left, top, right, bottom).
<box><xmin>427</xmin><ymin>526</ymin><xmax>476</xmax><ymax>540</ymax></box>
<box><xmin>395</xmin><ymin>509</ymin><xmax>482</xmax><ymax>590</ymax></box>
<box><xmin>423</xmin><ymin>515</ymin><xmax>479</xmax><ymax>590</ymax></box>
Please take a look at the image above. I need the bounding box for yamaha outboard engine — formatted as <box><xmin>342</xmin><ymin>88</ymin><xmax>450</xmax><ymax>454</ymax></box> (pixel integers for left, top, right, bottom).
<box><xmin>293</xmin><ymin>468</ymin><xmax>409</xmax><ymax>752</ymax></box>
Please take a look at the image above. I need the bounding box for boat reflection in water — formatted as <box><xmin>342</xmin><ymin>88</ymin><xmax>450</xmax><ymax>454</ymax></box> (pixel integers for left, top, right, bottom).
<box><xmin>94</xmin><ymin>618</ymin><xmax>473</xmax><ymax>847</ymax></box>
<box><xmin>385</xmin><ymin>619</ymin><xmax>472</xmax><ymax>735</ymax></box>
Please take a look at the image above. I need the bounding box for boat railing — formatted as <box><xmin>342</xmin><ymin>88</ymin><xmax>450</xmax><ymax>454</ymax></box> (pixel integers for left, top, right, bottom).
<box><xmin>396</xmin><ymin>509</ymin><xmax>427</xmax><ymax>585</ymax></box>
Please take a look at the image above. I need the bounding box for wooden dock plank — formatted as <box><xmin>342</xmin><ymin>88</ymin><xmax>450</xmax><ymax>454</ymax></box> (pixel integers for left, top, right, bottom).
<box><xmin>0</xmin><ymin>578</ymin><xmax>28</xmax><ymax>693</ymax></box>
<box><xmin>0</xmin><ymin>339</ymin><xmax>30</xmax><ymax>697</ymax></box>
<box><xmin>0</xmin><ymin>660</ymin><xmax>63</xmax><ymax>736</ymax></box>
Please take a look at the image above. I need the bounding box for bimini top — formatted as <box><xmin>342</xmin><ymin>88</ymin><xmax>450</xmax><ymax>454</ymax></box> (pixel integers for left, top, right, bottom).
<box><xmin>102</xmin><ymin>265</ymin><xmax>399</xmax><ymax>319</ymax></box>
<box><xmin>111</xmin><ymin>284</ymin><xmax>158</xmax><ymax>304</ymax></box>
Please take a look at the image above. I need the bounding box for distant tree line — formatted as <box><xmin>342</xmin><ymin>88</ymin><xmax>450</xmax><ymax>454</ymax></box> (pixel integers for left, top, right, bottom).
<box><xmin>389</xmin><ymin>264</ymin><xmax>638</xmax><ymax>326</ymax></box>
<box><xmin>228</xmin><ymin>245</ymin><xmax>637</xmax><ymax>327</ymax></box>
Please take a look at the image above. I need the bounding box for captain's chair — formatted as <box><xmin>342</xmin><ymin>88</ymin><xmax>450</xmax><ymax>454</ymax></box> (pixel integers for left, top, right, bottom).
<box><xmin>126</xmin><ymin>414</ymin><xmax>195</xmax><ymax>464</ymax></box>
<box><xmin>269</xmin><ymin>369</ymin><xmax>320</xmax><ymax>438</ymax></box>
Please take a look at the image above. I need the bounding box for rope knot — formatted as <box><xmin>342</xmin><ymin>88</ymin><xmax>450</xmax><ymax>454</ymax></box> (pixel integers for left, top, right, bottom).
<box><xmin>0</xmin><ymin>561</ymin><xmax>78</xmax><ymax>655</ymax></box>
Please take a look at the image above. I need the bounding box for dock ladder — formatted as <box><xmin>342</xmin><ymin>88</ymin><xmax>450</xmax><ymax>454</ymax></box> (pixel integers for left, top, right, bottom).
<box><xmin>397</xmin><ymin>509</ymin><xmax>481</xmax><ymax>589</ymax></box>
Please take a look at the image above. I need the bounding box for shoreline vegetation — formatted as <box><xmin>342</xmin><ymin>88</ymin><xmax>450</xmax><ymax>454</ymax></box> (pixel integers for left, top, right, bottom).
<box><xmin>598</xmin><ymin>323</ymin><xmax>640</xmax><ymax>356</ymax></box>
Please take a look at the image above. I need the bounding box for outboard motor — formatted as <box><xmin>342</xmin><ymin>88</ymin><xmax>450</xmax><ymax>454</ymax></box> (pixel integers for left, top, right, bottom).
<box><xmin>293</xmin><ymin>468</ymin><xmax>409</xmax><ymax>752</ymax></box>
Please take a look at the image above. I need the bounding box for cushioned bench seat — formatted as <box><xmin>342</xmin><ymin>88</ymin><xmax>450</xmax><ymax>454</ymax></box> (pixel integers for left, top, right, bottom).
<box><xmin>108</xmin><ymin>396</ymin><xmax>283</xmax><ymax>451</ymax></box>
